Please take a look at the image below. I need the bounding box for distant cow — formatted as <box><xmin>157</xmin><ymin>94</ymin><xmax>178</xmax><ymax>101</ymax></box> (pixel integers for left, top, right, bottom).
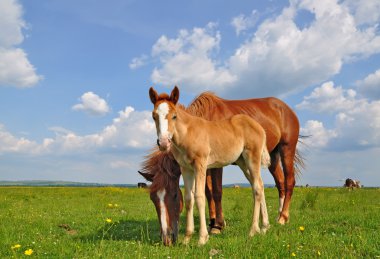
<box><xmin>344</xmin><ymin>178</ymin><xmax>361</xmax><ymax>189</ymax></box>
<box><xmin>137</xmin><ymin>182</ymin><xmax>147</xmax><ymax>188</ymax></box>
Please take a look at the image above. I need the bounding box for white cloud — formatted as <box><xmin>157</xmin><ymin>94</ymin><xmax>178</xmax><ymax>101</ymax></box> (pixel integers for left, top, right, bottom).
<box><xmin>296</xmin><ymin>81</ymin><xmax>358</xmax><ymax>113</ymax></box>
<box><xmin>298</xmin><ymin>80</ymin><xmax>380</xmax><ymax>150</ymax></box>
<box><xmin>148</xmin><ymin>23</ymin><xmax>237</xmax><ymax>92</ymax></box>
<box><xmin>0</xmin><ymin>124</ymin><xmax>40</xmax><ymax>154</ymax></box>
<box><xmin>0</xmin><ymin>0</ymin><xmax>24</xmax><ymax>47</ymax></box>
<box><xmin>300</xmin><ymin>120</ymin><xmax>337</xmax><ymax>148</ymax></box>
<box><xmin>135</xmin><ymin>0</ymin><xmax>380</xmax><ymax>98</ymax></box>
<box><xmin>129</xmin><ymin>54</ymin><xmax>148</xmax><ymax>69</ymax></box>
<box><xmin>0</xmin><ymin>0</ymin><xmax>42</xmax><ymax>88</ymax></box>
<box><xmin>0</xmin><ymin>106</ymin><xmax>156</xmax><ymax>156</ymax></box>
<box><xmin>231</xmin><ymin>10</ymin><xmax>259</xmax><ymax>36</ymax></box>
<box><xmin>343</xmin><ymin>0</ymin><xmax>380</xmax><ymax>26</ymax></box>
<box><xmin>356</xmin><ymin>69</ymin><xmax>380</xmax><ymax>100</ymax></box>
<box><xmin>72</xmin><ymin>92</ymin><xmax>111</xmax><ymax>116</ymax></box>
<box><xmin>0</xmin><ymin>48</ymin><xmax>42</xmax><ymax>87</ymax></box>
<box><xmin>226</xmin><ymin>0</ymin><xmax>380</xmax><ymax>97</ymax></box>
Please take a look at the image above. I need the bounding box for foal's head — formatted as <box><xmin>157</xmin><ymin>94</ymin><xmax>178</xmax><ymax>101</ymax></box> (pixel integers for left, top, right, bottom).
<box><xmin>149</xmin><ymin>86</ymin><xmax>179</xmax><ymax>152</ymax></box>
<box><xmin>139</xmin><ymin>149</ymin><xmax>183</xmax><ymax>246</ymax></box>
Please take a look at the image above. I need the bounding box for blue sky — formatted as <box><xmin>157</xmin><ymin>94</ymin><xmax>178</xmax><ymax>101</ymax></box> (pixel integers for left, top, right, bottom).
<box><xmin>1</xmin><ymin>0</ymin><xmax>380</xmax><ymax>186</ymax></box>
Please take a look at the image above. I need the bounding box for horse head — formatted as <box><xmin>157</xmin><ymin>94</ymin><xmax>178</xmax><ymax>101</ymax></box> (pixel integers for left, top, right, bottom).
<box><xmin>139</xmin><ymin>149</ymin><xmax>183</xmax><ymax>246</ymax></box>
<box><xmin>149</xmin><ymin>86</ymin><xmax>179</xmax><ymax>152</ymax></box>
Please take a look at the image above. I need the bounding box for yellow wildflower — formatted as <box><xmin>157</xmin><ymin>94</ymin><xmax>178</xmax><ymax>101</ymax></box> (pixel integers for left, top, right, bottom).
<box><xmin>105</xmin><ymin>218</ymin><xmax>112</xmax><ymax>223</ymax></box>
<box><xmin>24</xmin><ymin>249</ymin><xmax>33</xmax><ymax>255</ymax></box>
<box><xmin>107</xmin><ymin>203</ymin><xmax>114</xmax><ymax>208</ymax></box>
<box><xmin>291</xmin><ymin>252</ymin><xmax>296</xmax><ymax>257</ymax></box>
<box><xmin>114</xmin><ymin>204</ymin><xmax>119</xmax><ymax>207</ymax></box>
<box><xmin>299</xmin><ymin>226</ymin><xmax>305</xmax><ymax>232</ymax></box>
<box><xmin>11</xmin><ymin>244</ymin><xmax>21</xmax><ymax>249</ymax></box>
<box><xmin>317</xmin><ymin>251</ymin><xmax>321</xmax><ymax>256</ymax></box>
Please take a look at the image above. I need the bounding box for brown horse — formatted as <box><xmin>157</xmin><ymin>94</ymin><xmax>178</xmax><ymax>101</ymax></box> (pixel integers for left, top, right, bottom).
<box><xmin>149</xmin><ymin>86</ymin><xmax>271</xmax><ymax>245</ymax></box>
<box><xmin>139</xmin><ymin>88</ymin><xmax>303</xmax><ymax>245</ymax></box>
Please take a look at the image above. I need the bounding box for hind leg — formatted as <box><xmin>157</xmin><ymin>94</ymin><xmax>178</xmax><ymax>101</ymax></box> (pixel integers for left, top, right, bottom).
<box><xmin>210</xmin><ymin>168</ymin><xmax>225</xmax><ymax>234</ymax></box>
<box><xmin>236</xmin><ymin>155</ymin><xmax>269</xmax><ymax>236</ymax></box>
<box><xmin>205</xmin><ymin>171</ymin><xmax>216</xmax><ymax>231</ymax></box>
<box><xmin>278</xmin><ymin>144</ymin><xmax>297</xmax><ymax>224</ymax></box>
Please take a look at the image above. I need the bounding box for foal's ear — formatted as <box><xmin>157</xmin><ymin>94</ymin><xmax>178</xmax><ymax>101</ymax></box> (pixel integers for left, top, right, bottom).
<box><xmin>138</xmin><ymin>170</ymin><xmax>154</xmax><ymax>182</ymax></box>
<box><xmin>170</xmin><ymin>86</ymin><xmax>180</xmax><ymax>105</ymax></box>
<box><xmin>149</xmin><ymin>87</ymin><xmax>158</xmax><ymax>104</ymax></box>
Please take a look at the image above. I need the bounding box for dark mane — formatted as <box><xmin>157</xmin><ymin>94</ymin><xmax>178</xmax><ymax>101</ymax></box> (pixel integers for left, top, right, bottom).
<box><xmin>140</xmin><ymin>147</ymin><xmax>181</xmax><ymax>193</ymax></box>
<box><xmin>186</xmin><ymin>92</ymin><xmax>226</xmax><ymax>118</ymax></box>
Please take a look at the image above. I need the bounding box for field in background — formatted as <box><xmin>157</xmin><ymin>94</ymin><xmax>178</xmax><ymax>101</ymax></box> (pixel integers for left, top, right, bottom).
<box><xmin>1</xmin><ymin>187</ymin><xmax>379</xmax><ymax>258</ymax></box>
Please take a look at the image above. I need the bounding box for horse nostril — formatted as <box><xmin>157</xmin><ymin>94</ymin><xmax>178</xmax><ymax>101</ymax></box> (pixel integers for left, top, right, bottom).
<box><xmin>157</xmin><ymin>139</ymin><xmax>160</xmax><ymax>147</ymax></box>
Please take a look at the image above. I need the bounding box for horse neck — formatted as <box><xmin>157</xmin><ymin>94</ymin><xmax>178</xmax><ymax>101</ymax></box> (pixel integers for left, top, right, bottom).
<box><xmin>172</xmin><ymin>108</ymin><xmax>201</xmax><ymax>147</ymax></box>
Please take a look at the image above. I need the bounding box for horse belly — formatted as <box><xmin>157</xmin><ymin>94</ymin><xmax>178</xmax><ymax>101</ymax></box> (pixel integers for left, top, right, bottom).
<box><xmin>207</xmin><ymin>148</ymin><xmax>242</xmax><ymax>169</ymax></box>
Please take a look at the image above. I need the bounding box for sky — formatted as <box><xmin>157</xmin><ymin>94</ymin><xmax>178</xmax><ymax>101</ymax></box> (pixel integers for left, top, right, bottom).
<box><xmin>0</xmin><ymin>0</ymin><xmax>380</xmax><ymax>186</ymax></box>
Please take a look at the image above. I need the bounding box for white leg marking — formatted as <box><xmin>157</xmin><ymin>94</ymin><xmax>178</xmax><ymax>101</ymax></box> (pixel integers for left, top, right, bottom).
<box><xmin>157</xmin><ymin>189</ymin><xmax>168</xmax><ymax>233</ymax></box>
<box><xmin>279</xmin><ymin>197</ymin><xmax>285</xmax><ymax>213</ymax></box>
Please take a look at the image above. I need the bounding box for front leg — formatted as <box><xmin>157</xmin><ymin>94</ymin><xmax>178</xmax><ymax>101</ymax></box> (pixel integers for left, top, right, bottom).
<box><xmin>181</xmin><ymin>168</ymin><xmax>195</xmax><ymax>244</ymax></box>
<box><xmin>194</xmin><ymin>161</ymin><xmax>209</xmax><ymax>245</ymax></box>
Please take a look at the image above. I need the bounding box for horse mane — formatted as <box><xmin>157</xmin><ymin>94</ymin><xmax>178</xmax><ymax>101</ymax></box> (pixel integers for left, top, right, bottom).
<box><xmin>140</xmin><ymin>147</ymin><xmax>181</xmax><ymax>193</ymax></box>
<box><xmin>186</xmin><ymin>92</ymin><xmax>226</xmax><ymax>118</ymax></box>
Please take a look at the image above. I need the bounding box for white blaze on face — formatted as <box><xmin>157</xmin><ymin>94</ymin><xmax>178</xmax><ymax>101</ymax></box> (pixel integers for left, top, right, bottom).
<box><xmin>157</xmin><ymin>189</ymin><xmax>168</xmax><ymax>233</ymax></box>
<box><xmin>156</xmin><ymin>102</ymin><xmax>169</xmax><ymax>139</ymax></box>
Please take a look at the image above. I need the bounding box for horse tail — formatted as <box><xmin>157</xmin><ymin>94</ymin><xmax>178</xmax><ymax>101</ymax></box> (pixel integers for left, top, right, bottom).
<box><xmin>261</xmin><ymin>133</ymin><xmax>271</xmax><ymax>168</ymax></box>
<box><xmin>294</xmin><ymin>135</ymin><xmax>308</xmax><ymax>175</ymax></box>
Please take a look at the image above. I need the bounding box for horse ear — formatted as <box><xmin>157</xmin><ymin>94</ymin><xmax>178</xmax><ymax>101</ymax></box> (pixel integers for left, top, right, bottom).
<box><xmin>138</xmin><ymin>170</ymin><xmax>154</xmax><ymax>182</ymax></box>
<box><xmin>149</xmin><ymin>87</ymin><xmax>158</xmax><ymax>104</ymax></box>
<box><xmin>170</xmin><ymin>86</ymin><xmax>180</xmax><ymax>105</ymax></box>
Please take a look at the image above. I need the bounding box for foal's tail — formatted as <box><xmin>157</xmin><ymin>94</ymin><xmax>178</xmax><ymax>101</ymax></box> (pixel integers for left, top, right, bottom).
<box><xmin>261</xmin><ymin>135</ymin><xmax>271</xmax><ymax>168</ymax></box>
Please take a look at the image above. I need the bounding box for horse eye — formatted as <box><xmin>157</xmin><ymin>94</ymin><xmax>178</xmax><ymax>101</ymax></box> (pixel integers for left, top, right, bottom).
<box><xmin>174</xmin><ymin>192</ymin><xmax>177</xmax><ymax>199</ymax></box>
<box><xmin>172</xmin><ymin>115</ymin><xmax>177</xmax><ymax>120</ymax></box>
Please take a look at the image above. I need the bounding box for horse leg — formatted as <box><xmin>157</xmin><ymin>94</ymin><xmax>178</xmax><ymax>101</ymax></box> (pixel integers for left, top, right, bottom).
<box><xmin>210</xmin><ymin>168</ymin><xmax>225</xmax><ymax>234</ymax></box>
<box><xmin>278</xmin><ymin>143</ymin><xmax>297</xmax><ymax>225</ymax></box>
<box><xmin>268</xmin><ymin>148</ymin><xmax>286</xmax><ymax>217</ymax></box>
<box><xmin>205</xmin><ymin>170</ymin><xmax>216</xmax><ymax>232</ymax></box>
<box><xmin>194</xmin><ymin>161</ymin><xmax>209</xmax><ymax>245</ymax></box>
<box><xmin>237</xmin><ymin>155</ymin><xmax>268</xmax><ymax>236</ymax></box>
<box><xmin>181</xmin><ymin>168</ymin><xmax>195</xmax><ymax>244</ymax></box>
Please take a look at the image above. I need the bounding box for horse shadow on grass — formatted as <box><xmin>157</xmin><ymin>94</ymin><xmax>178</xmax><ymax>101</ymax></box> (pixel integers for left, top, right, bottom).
<box><xmin>78</xmin><ymin>219</ymin><xmax>161</xmax><ymax>245</ymax></box>
<box><xmin>77</xmin><ymin>215</ymin><xmax>201</xmax><ymax>245</ymax></box>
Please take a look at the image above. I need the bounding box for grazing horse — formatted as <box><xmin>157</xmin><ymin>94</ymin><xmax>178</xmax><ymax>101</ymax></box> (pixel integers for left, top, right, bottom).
<box><xmin>344</xmin><ymin>178</ymin><xmax>361</xmax><ymax>189</ymax></box>
<box><xmin>149</xmin><ymin>86</ymin><xmax>271</xmax><ymax>245</ymax></box>
<box><xmin>139</xmin><ymin>88</ymin><xmax>303</xmax><ymax>246</ymax></box>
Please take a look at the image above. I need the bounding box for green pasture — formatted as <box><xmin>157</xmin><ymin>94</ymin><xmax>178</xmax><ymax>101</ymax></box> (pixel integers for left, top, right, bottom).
<box><xmin>0</xmin><ymin>187</ymin><xmax>379</xmax><ymax>258</ymax></box>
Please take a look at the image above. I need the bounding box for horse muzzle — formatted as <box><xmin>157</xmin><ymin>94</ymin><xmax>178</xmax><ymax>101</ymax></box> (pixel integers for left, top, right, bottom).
<box><xmin>162</xmin><ymin>230</ymin><xmax>178</xmax><ymax>246</ymax></box>
<box><xmin>157</xmin><ymin>137</ymin><xmax>171</xmax><ymax>151</ymax></box>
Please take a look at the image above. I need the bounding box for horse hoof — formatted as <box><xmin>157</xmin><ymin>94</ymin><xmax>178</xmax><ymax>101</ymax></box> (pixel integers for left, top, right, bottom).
<box><xmin>183</xmin><ymin>235</ymin><xmax>192</xmax><ymax>245</ymax></box>
<box><xmin>277</xmin><ymin>214</ymin><xmax>289</xmax><ymax>225</ymax></box>
<box><xmin>198</xmin><ymin>235</ymin><xmax>209</xmax><ymax>246</ymax></box>
<box><xmin>210</xmin><ymin>227</ymin><xmax>222</xmax><ymax>235</ymax></box>
<box><xmin>249</xmin><ymin>227</ymin><xmax>260</xmax><ymax>237</ymax></box>
<box><xmin>261</xmin><ymin>224</ymin><xmax>270</xmax><ymax>234</ymax></box>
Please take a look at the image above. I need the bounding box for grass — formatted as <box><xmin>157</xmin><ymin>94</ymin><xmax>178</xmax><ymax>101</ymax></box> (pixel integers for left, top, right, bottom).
<box><xmin>0</xmin><ymin>186</ymin><xmax>379</xmax><ymax>258</ymax></box>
